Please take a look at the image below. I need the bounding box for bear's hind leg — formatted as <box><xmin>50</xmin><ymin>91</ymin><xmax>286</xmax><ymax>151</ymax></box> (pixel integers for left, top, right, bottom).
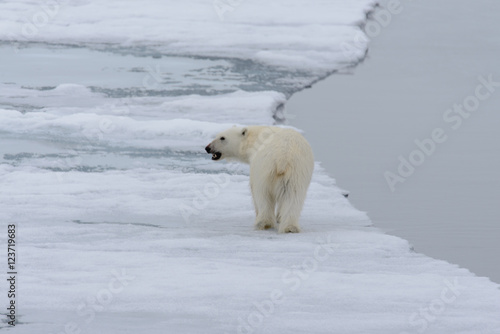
<box><xmin>276</xmin><ymin>209</ymin><xmax>301</xmax><ymax>233</ymax></box>
<box><xmin>253</xmin><ymin>191</ymin><xmax>276</xmax><ymax>231</ymax></box>
<box><xmin>276</xmin><ymin>181</ymin><xmax>306</xmax><ymax>233</ymax></box>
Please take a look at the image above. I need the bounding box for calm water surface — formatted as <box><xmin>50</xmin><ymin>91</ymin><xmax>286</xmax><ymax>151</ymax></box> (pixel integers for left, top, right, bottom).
<box><xmin>288</xmin><ymin>0</ymin><xmax>500</xmax><ymax>282</ymax></box>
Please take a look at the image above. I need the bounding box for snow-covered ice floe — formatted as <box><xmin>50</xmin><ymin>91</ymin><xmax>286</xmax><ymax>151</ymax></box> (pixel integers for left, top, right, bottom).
<box><xmin>1</xmin><ymin>0</ymin><xmax>499</xmax><ymax>333</ymax></box>
<box><xmin>0</xmin><ymin>0</ymin><xmax>373</xmax><ymax>73</ymax></box>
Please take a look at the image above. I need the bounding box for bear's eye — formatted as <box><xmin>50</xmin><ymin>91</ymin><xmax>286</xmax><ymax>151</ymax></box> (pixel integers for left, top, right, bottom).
<box><xmin>220</xmin><ymin>137</ymin><xmax>225</xmax><ymax>141</ymax></box>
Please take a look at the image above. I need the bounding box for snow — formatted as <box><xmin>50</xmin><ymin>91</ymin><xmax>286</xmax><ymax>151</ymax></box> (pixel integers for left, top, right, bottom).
<box><xmin>1</xmin><ymin>0</ymin><xmax>500</xmax><ymax>333</ymax></box>
<box><xmin>0</xmin><ymin>0</ymin><xmax>375</xmax><ymax>73</ymax></box>
<box><xmin>0</xmin><ymin>86</ymin><xmax>284</xmax><ymax>151</ymax></box>
<box><xmin>3</xmin><ymin>160</ymin><xmax>500</xmax><ymax>333</ymax></box>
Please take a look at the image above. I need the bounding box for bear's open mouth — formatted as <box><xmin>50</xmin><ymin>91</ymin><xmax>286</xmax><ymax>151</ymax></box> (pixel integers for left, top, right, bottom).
<box><xmin>211</xmin><ymin>152</ymin><xmax>222</xmax><ymax>161</ymax></box>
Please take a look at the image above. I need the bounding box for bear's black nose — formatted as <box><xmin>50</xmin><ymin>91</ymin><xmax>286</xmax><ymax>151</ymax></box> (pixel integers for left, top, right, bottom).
<box><xmin>205</xmin><ymin>145</ymin><xmax>211</xmax><ymax>153</ymax></box>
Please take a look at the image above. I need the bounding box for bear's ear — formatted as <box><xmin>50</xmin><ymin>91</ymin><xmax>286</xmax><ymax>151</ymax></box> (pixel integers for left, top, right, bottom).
<box><xmin>241</xmin><ymin>128</ymin><xmax>247</xmax><ymax>136</ymax></box>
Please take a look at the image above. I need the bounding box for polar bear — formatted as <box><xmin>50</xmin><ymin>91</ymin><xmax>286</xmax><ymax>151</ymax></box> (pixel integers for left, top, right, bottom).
<box><xmin>205</xmin><ymin>126</ymin><xmax>314</xmax><ymax>233</ymax></box>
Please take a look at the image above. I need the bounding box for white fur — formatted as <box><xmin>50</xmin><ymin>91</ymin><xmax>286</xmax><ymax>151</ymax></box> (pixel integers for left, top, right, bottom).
<box><xmin>207</xmin><ymin>126</ymin><xmax>314</xmax><ymax>233</ymax></box>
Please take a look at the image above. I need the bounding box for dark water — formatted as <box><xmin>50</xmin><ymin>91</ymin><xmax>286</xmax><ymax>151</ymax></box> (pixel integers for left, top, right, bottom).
<box><xmin>287</xmin><ymin>0</ymin><xmax>500</xmax><ymax>283</ymax></box>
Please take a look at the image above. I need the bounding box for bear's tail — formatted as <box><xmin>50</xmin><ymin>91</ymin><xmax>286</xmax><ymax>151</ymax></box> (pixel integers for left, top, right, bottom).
<box><xmin>275</xmin><ymin>154</ymin><xmax>291</xmax><ymax>177</ymax></box>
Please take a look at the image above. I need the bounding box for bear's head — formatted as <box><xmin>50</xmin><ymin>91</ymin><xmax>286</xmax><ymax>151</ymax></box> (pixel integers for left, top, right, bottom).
<box><xmin>205</xmin><ymin>126</ymin><xmax>247</xmax><ymax>161</ymax></box>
